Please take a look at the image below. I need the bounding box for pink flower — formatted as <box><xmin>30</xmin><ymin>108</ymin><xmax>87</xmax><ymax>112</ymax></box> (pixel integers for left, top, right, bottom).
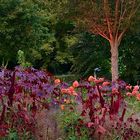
<box><xmin>126</xmin><ymin>92</ymin><xmax>132</xmax><ymax>96</ymax></box>
<box><xmin>112</xmin><ymin>88</ymin><xmax>119</xmax><ymax>94</ymax></box>
<box><xmin>132</xmin><ymin>90</ymin><xmax>138</xmax><ymax>96</ymax></box>
<box><xmin>87</xmin><ymin>122</ymin><xmax>94</xmax><ymax>128</ymax></box>
<box><xmin>68</xmin><ymin>86</ymin><xmax>74</xmax><ymax>92</ymax></box>
<box><xmin>88</xmin><ymin>76</ymin><xmax>96</xmax><ymax>82</ymax></box>
<box><xmin>133</xmin><ymin>85</ymin><xmax>139</xmax><ymax>91</ymax></box>
<box><xmin>99</xmin><ymin>85</ymin><xmax>102</xmax><ymax>90</ymax></box>
<box><xmin>126</xmin><ymin>85</ymin><xmax>132</xmax><ymax>90</ymax></box>
<box><xmin>72</xmin><ymin>81</ymin><xmax>79</xmax><ymax>88</ymax></box>
<box><xmin>136</xmin><ymin>94</ymin><xmax>140</xmax><ymax>101</ymax></box>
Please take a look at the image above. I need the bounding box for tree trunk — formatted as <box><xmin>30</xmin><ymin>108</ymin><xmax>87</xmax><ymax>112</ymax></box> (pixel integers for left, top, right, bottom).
<box><xmin>110</xmin><ymin>42</ymin><xmax>119</xmax><ymax>81</ymax></box>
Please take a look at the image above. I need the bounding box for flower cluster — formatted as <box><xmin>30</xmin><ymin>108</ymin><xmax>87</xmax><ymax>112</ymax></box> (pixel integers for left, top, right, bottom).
<box><xmin>60</xmin><ymin>81</ymin><xmax>79</xmax><ymax>96</ymax></box>
<box><xmin>60</xmin><ymin>75</ymin><xmax>140</xmax><ymax>139</ymax></box>
<box><xmin>126</xmin><ymin>85</ymin><xmax>140</xmax><ymax>100</ymax></box>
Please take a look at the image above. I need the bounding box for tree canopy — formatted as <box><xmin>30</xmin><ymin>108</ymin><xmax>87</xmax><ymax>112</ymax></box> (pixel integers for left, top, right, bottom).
<box><xmin>0</xmin><ymin>0</ymin><xmax>140</xmax><ymax>83</ymax></box>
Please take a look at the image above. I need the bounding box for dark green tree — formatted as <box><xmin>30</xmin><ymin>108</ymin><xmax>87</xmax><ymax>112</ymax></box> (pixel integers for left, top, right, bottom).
<box><xmin>0</xmin><ymin>0</ymin><xmax>48</xmax><ymax>67</ymax></box>
<box><xmin>71</xmin><ymin>32</ymin><xmax>110</xmax><ymax>79</ymax></box>
<box><xmin>119</xmin><ymin>31</ymin><xmax>140</xmax><ymax>84</ymax></box>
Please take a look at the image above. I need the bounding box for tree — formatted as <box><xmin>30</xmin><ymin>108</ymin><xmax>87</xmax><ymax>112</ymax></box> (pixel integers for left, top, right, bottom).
<box><xmin>0</xmin><ymin>0</ymin><xmax>48</xmax><ymax>67</ymax></box>
<box><xmin>63</xmin><ymin>0</ymin><xmax>140</xmax><ymax>81</ymax></box>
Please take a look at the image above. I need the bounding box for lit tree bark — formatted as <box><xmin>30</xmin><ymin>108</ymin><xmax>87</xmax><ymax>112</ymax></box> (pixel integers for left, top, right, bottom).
<box><xmin>110</xmin><ymin>41</ymin><xmax>119</xmax><ymax>81</ymax></box>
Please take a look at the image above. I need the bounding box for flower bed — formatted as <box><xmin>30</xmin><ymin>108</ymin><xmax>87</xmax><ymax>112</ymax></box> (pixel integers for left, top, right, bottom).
<box><xmin>0</xmin><ymin>67</ymin><xmax>140</xmax><ymax>139</ymax></box>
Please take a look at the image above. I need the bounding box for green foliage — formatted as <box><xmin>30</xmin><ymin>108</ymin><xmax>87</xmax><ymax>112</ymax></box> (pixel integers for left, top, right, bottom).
<box><xmin>0</xmin><ymin>0</ymin><xmax>49</xmax><ymax>67</ymax></box>
<box><xmin>17</xmin><ymin>50</ymin><xmax>31</xmax><ymax>67</ymax></box>
<box><xmin>119</xmin><ymin>31</ymin><xmax>140</xmax><ymax>84</ymax></box>
<box><xmin>71</xmin><ymin>32</ymin><xmax>111</xmax><ymax>79</ymax></box>
<box><xmin>36</xmin><ymin>20</ymin><xmax>76</xmax><ymax>74</ymax></box>
<box><xmin>58</xmin><ymin>105</ymin><xmax>89</xmax><ymax>140</ymax></box>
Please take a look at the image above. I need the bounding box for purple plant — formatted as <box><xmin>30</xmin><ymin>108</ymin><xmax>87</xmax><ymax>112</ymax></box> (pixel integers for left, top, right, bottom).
<box><xmin>62</xmin><ymin>78</ymin><xmax>140</xmax><ymax>140</ymax></box>
<box><xmin>0</xmin><ymin>67</ymin><xmax>69</xmax><ymax>137</ymax></box>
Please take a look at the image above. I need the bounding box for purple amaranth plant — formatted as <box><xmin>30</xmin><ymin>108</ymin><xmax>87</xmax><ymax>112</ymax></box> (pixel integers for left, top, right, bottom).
<box><xmin>0</xmin><ymin>66</ymin><xmax>67</xmax><ymax>137</ymax></box>
<box><xmin>62</xmin><ymin>76</ymin><xmax>140</xmax><ymax>140</ymax></box>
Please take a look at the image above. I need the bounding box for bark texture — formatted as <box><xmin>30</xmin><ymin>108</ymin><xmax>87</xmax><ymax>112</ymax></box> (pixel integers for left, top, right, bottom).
<box><xmin>110</xmin><ymin>42</ymin><xmax>119</xmax><ymax>81</ymax></box>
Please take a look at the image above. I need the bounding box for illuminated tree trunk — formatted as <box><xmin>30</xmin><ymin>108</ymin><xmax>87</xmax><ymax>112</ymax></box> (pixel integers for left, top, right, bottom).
<box><xmin>110</xmin><ymin>41</ymin><xmax>119</xmax><ymax>81</ymax></box>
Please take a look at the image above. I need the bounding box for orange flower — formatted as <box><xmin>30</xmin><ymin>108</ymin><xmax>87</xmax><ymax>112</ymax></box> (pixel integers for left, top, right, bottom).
<box><xmin>64</xmin><ymin>99</ymin><xmax>70</xmax><ymax>104</ymax></box>
<box><xmin>60</xmin><ymin>104</ymin><xmax>65</xmax><ymax>110</ymax></box>
<box><xmin>72</xmin><ymin>91</ymin><xmax>78</xmax><ymax>96</ymax></box>
<box><xmin>94</xmin><ymin>78</ymin><xmax>104</xmax><ymax>84</ymax></box>
<box><xmin>67</xmin><ymin>86</ymin><xmax>75</xmax><ymax>95</ymax></box>
<box><xmin>61</xmin><ymin>88</ymin><xmax>68</xmax><ymax>94</ymax></box>
<box><xmin>102</xmin><ymin>81</ymin><xmax>110</xmax><ymax>86</ymax></box>
<box><xmin>64</xmin><ymin>98</ymin><xmax>70</xmax><ymax>104</ymax></box>
<box><xmin>73</xmin><ymin>81</ymin><xmax>79</xmax><ymax>88</ymax></box>
<box><xmin>54</xmin><ymin>79</ymin><xmax>61</xmax><ymax>85</ymax></box>
<box><xmin>88</xmin><ymin>76</ymin><xmax>95</xmax><ymax>82</ymax></box>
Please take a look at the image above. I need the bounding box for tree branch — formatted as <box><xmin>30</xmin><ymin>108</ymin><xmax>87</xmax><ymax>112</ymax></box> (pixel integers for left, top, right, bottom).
<box><xmin>114</xmin><ymin>0</ymin><xmax>120</xmax><ymax>36</ymax></box>
<box><xmin>115</xmin><ymin>0</ymin><xmax>127</xmax><ymax>41</ymax></box>
<box><xmin>103</xmin><ymin>0</ymin><xmax>113</xmax><ymax>40</ymax></box>
<box><xmin>116</xmin><ymin>0</ymin><xmax>140</xmax><ymax>42</ymax></box>
<box><xmin>95</xmin><ymin>26</ymin><xmax>110</xmax><ymax>41</ymax></box>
